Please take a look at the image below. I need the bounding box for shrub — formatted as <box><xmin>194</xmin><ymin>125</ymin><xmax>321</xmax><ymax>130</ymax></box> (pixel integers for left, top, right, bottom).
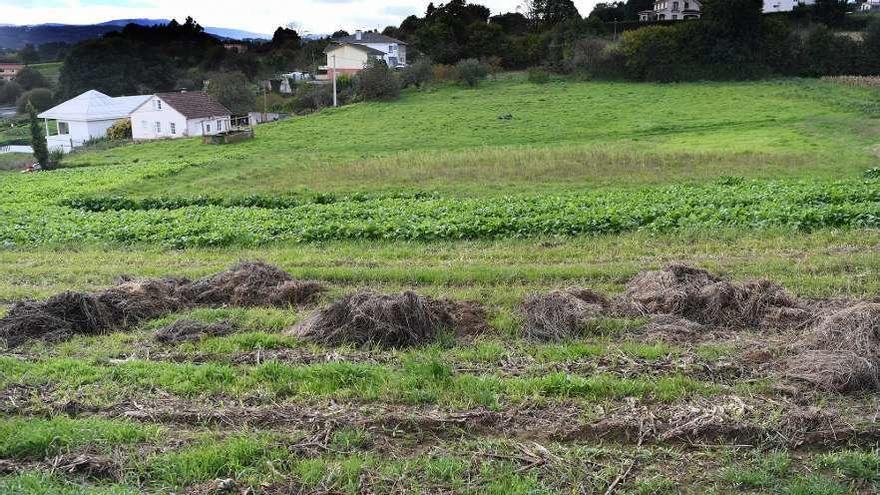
<box><xmin>432</xmin><ymin>64</ymin><xmax>457</xmax><ymax>82</ymax></box>
<box><xmin>13</xmin><ymin>67</ymin><xmax>49</xmax><ymax>91</ymax></box>
<box><xmin>527</xmin><ymin>67</ymin><xmax>550</xmax><ymax>84</ymax></box>
<box><xmin>567</xmin><ymin>37</ymin><xmax>625</xmax><ymax>78</ymax></box>
<box><xmin>106</xmin><ymin>119</ymin><xmax>132</xmax><ymax>140</ymax></box>
<box><xmin>401</xmin><ymin>59</ymin><xmax>433</xmax><ymax>88</ymax></box>
<box><xmin>0</xmin><ymin>81</ymin><xmax>22</xmax><ymax>105</ymax></box>
<box><xmin>455</xmin><ymin>58</ymin><xmax>488</xmax><ymax>88</ymax></box>
<box><xmin>15</xmin><ymin>88</ymin><xmax>54</xmax><ymax>114</ymax></box>
<box><xmin>354</xmin><ymin>60</ymin><xmax>401</xmax><ymax>101</ymax></box>
<box><xmin>293</xmin><ymin>84</ymin><xmax>333</xmax><ymax>114</ymax></box>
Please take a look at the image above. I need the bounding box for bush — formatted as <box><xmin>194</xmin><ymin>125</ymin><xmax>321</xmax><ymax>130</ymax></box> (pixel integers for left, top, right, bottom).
<box><xmin>432</xmin><ymin>64</ymin><xmax>457</xmax><ymax>82</ymax></box>
<box><xmin>401</xmin><ymin>59</ymin><xmax>433</xmax><ymax>88</ymax></box>
<box><xmin>106</xmin><ymin>119</ymin><xmax>132</xmax><ymax>140</ymax></box>
<box><xmin>0</xmin><ymin>81</ymin><xmax>22</xmax><ymax>105</ymax></box>
<box><xmin>292</xmin><ymin>84</ymin><xmax>334</xmax><ymax>114</ymax></box>
<box><xmin>527</xmin><ymin>67</ymin><xmax>550</xmax><ymax>84</ymax></box>
<box><xmin>567</xmin><ymin>37</ymin><xmax>625</xmax><ymax>78</ymax></box>
<box><xmin>13</xmin><ymin>67</ymin><xmax>49</xmax><ymax>91</ymax></box>
<box><xmin>354</xmin><ymin>60</ymin><xmax>401</xmax><ymax>101</ymax></box>
<box><xmin>205</xmin><ymin>71</ymin><xmax>255</xmax><ymax>115</ymax></box>
<box><xmin>455</xmin><ymin>58</ymin><xmax>488</xmax><ymax>87</ymax></box>
<box><xmin>15</xmin><ymin>88</ymin><xmax>53</xmax><ymax>114</ymax></box>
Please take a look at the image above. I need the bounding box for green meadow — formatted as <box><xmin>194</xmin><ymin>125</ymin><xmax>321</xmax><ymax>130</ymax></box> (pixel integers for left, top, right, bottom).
<box><xmin>1</xmin><ymin>75</ymin><xmax>879</xmax><ymax>493</ymax></box>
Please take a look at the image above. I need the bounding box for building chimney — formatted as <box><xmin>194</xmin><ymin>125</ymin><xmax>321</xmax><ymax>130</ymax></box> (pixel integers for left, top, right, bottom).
<box><xmin>355</xmin><ymin>29</ymin><xmax>363</xmax><ymax>41</ymax></box>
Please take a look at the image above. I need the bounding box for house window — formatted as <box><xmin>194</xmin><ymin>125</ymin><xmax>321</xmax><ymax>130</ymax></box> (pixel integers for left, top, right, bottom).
<box><xmin>57</xmin><ymin>122</ymin><xmax>69</xmax><ymax>135</ymax></box>
<box><xmin>170</xmin><ymin>122</ymin><xmax>176</xmax><ymax>135</ymax></box>
<box><xmin>155</xmin><ymin>99</ymin><xmax>162</xmax><ymax>110</ymax></box>
<box><xmin>389</xmin><ymin>44</ymin><xmax>394</xmax><ymax>52</ymax></box>
<box><xmin>206</xmin><ymin>123</ymin><xmax>211</xmax><ymax>133</ymax></box>
<box><xmin>216</xmin><ymin>120</ymin><xmax>223</xmax><ymax>132</ymax></box>
<box><xmin>141</xmin><ymin>120</ymin><xmax>148</xmax><ymax>131</ymax></box>
<box><xmin>154</xmin><ymin>122</ymin><xmax>161</xmax><ymax>134</ymax></box>
<box><xmin>673</xmin><ymin>1</ymin><xmax>679</xmax><ymax>10</ymax></box>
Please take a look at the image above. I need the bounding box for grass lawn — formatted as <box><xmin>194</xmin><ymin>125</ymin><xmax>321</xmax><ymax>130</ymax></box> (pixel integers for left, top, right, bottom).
<box><xmin>2</xmin><ymin>75</ymin><xmax>880</xmax><ymax>494</ymax></box>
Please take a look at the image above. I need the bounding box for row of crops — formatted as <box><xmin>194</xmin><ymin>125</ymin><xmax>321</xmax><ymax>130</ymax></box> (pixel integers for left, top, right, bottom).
<box><xmin>1</xmin><ymin>163</ymin><xmax>878</xmax><ymax>248</ymax></box>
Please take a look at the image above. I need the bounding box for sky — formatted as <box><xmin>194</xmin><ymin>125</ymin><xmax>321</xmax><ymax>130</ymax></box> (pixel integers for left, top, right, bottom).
<box><xmin>2</xmin><ymin>0</ymin><xmax>602</xmax><ymax>36</ymax></box>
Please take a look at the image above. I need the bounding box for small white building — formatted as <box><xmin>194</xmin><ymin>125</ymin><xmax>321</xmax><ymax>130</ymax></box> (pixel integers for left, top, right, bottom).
<box><xmin>130</xmin><ymin>91</ymin><xmax>232</xmax><ymax>141</ymax></box>
<box><xmin>38</xmin><ymin>90</ymin><xmax>151</xmax><ymax>152</ymax></box>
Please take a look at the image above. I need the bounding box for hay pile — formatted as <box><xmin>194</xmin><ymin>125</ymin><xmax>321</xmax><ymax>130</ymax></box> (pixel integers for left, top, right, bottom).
<box><xmin>786</xmin><ymin>303</ymin><xmax>880</xmax><ymax>392</ymax></box>
<box><xmin>521</xmin><ymin>288</ymin><xmax>607</xmax><ymax>341</ymax></box>
<box><xmin>290</xmin><ymin>290</ymin><xmax>458</xmax><ymax>348</ymax></box>
<box><xmin>181</xmin><ymin>261</ymin><xmax>325</xmax><ymax>307</ymax></box>
<box><xmin>154</xmin><ymin>319</ymin><xmax>236</xmax><ymax>344</ymax></box>
<box><xmin>0</xmin><ymin>261</ymin><xmax>325</xmax><ymax>348</ymax></box>
<box><xmin>641</xmin><ymin>314</ymin><xmax>708</xmax><ymax>343</ymax></box>
<box><xmin>0</xmin><ymin>292</ymin><xmax>114</xmax><ymax>348</ymax></box>
<box><xmin>622</xmin><ymin>264</ymin><xmax>807</xmax><ymax>328</ymax></box>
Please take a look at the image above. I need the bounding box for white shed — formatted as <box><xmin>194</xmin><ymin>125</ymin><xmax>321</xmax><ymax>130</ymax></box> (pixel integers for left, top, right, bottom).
<box><xmin>38</xmin><ymin>90</ymin><xmax>150</xmax><ymax>153</ymax></box>
<box><xmin>130</xmin><ymin>91</ymin><xmax>232</xmax><ymax>141</ymax></box>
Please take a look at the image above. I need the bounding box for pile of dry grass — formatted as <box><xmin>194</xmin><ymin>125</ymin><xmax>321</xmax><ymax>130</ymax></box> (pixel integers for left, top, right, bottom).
<box><xmin>290</xmin><ymin>290</ymin><xmax>456</xmax><ymax>348</ymax></box>
<box><xmin>521</xmin><ymin>288</ymin><xmax>607</xmax><ymax>341</ymax></box>
<box><xmin>0</xmin><ymin>292</ymin><xmax>114</xmax><ymax>347</ymax></box>
<box><xmin>182</xmin><ymin>261</ymin><xmax>325</xmax><ymax>307</ymax></box>
<box><xmin>98</xmin><ymin>277</ymin><xmax>190</xmax><ymax>327</ymax></box>
<box><xmin>786</xmin><ymin>303</ymin><xmax>880</xmax><ymax>392</ymax></box>
<box><xmin>622</xmin><ymin>264</ymin><xmax>806</xmax><ymax>328</ymax></box>
<box><xmin>0</xmin><ymin>261</ymin><xmax>325</xmax><ymax>348</ymax></box>
<box><xmin>154</xmin><ymin>319</ymin><xmax>236</xmax><ymax>344</ymax></box>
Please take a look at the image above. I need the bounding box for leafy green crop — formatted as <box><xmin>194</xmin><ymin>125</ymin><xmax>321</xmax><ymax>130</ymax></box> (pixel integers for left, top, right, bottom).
<box><xmin>0</xmin><ymin>162</ymin><xmax>877</xmax><ymax>248</ymax></box>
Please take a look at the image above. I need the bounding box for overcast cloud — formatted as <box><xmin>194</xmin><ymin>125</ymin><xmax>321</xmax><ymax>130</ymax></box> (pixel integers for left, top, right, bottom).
<box><xmin>1</xmin><ymin>0</ymin><xmax>602</xmax><ymax>36</ymax></box>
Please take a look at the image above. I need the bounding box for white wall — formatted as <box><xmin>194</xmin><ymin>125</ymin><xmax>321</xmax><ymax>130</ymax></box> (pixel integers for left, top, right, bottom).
<box><xmin>360</xmin><ymin>42</ymin><xmax>407</xmax><ymax>67</ymax></box>
<box><xmin>46</xmin><ymin>119</ymin><xmax>118</xmax><ymax>153</ymax></box>
<box><xmin>131</xmin><ymin>96</ymin><xmax>188</xmax><ymax>140</ymax></box>
<box><xmin>763</xmin><ymin>0</ymin><xmax>814</xmax><ymax>13</ymax></box>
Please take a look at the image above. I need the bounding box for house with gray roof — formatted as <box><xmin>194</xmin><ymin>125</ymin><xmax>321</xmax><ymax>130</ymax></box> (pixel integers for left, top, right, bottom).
<box><xmin>129</xmin><ymin>91</ymin><xmax>232</xmax><ymax>141</ymax></box>
<box><xmin>334</xmin><ymin>30</ymin><xmax>407</xmax><ymax>68</ymax></box>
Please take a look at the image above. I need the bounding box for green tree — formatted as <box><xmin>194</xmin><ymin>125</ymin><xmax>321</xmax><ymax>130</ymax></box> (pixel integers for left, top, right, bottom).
<box><xmin>205</xmin><ymin>71</ymin><xmax>255</xmax><ymax>114</ymax></box>
<box><xmin>624</xmin><ymin>0</ymin><xmax>654</xmax><ymax>21</ymax></box>
<box><xmin>525</xmin><ymin>0</ymin><xmax>581</xmax><ymax>27</ymax></box>
<box><xmin>355</xmin><ymin>60</ymin><xmax>401</xmax><ymax>101</ymax></box>
<box><xmin>27</xmin><ymin>100</ymin><xmax>49</xmax><ymax>168</ymax></box>
<box><xmin>14</xmin><ymin>67</ymin><xmax>49</xmax><ymax>91</ymax></box>
<box><xmin>16</xmin><ymin>88</ymin><xmax>54</xmax><ymax>114</ymax></box>
<box><xmin>19</xmin><ymin>44</ymin><xmax>39</xmax><ymax>65</ymax></box>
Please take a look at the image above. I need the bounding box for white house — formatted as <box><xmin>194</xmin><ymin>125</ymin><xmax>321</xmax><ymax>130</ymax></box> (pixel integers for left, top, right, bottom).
<box><xmin>130</xmin><ymin>91</ymin><xmax>232</xmax><ymax>141</ymax></box>
<box><xmin>318</xmin><ymin>43</ymin><xmax>388</xmax><ymax>80</ymax></box>
<box><xmin>318</xmin><ymin>30</ymin><xmax>407</xmax><ymax>79</ymax></box>
<box><xmin>37</xmin><ymin>90</ymin><xmax>151</xmax><ymax>152</ymax></box>
<box><xmin>763</xmin><ymin>0</ymin><xmax>815</xmax><ymax>13</ymax></box>
<box><xmin>862</xmin><ymin>0</ymin><xmax>880</xmax><ymax>12</ymax></box>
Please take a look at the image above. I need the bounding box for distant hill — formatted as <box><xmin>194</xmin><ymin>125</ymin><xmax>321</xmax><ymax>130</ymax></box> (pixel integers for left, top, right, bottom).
<box><xmin>0</xmin><ymin>19</ymin><xmax>270</xmax><ymax>49</ymax></box>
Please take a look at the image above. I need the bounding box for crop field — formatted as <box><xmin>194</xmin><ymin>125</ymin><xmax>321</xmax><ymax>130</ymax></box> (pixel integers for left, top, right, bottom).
<box><xmin>1</xmin><ymin>76</ymin><xmax>880</xmax><ymax>494</ymax></box>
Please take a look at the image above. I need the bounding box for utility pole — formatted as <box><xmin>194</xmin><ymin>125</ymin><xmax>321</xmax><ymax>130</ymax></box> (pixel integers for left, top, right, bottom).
<box><xmin>332</xmin><ymin>54</ymin><xmax>338</xmax><ymax>107</ymax></box>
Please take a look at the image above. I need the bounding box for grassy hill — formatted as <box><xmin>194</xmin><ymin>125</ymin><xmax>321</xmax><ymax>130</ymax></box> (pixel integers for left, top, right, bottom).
<box><xmin>2</xmin><ymin>76</ymin><xmax>880</xmax><ymax>494</ymax></box>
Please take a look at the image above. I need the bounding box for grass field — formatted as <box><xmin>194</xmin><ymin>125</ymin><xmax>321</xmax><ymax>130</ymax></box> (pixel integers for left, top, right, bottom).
<box><xmin>2</xmin><ymin>75</ymin><xmax>880</xmax><ymax>494</ymax></box>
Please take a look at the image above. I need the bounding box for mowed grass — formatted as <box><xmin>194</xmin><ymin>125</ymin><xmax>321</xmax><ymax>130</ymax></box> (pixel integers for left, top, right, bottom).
<box><xmin>62</xmin><ymin>77</ymin><xmax>880</xmax><ymax>197</ymax></box>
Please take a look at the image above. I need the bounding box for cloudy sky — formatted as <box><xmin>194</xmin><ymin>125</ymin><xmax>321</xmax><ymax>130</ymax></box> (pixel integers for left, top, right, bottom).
<box><xmin>2</xmin><ymin>0</ymin><xmax>601</xmax><ymax>36</ymax></box>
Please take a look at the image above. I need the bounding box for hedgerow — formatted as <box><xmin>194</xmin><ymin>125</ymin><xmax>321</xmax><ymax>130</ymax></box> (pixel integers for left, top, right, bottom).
<box><xmin>0</xmin><ymin>163</ymin><xmax>877</xmax><ymax>248</ymax></box>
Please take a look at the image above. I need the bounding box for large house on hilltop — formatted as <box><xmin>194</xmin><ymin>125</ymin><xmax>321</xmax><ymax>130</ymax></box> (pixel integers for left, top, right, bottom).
<box><xmin>640</xmin><ymin>0</ymin><xmax>703</xmax><ymax>21</ymax></box>
<box><xmin>318</xmin><ymin>30</ymin><xmax>407</xmax><ymax>80</ymax></box>
<box><xmin>639</xmin><ymin>0</ymin><xmax>816</xmax><ymax>21</ymax></box>
<box><xmin>130</xmin><ymin>91</ymin><xmax>232</xmax><ymax>141</ymax></box>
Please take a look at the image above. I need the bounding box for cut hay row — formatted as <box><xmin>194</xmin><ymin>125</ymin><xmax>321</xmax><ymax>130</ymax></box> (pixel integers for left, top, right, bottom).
<box><xmin>0</xmin><ymin>261</ymin><xmax>325</xmax><ymax>348</ymax></box>
<box><xmin>5</xmin><ymin>261</ymin><xmax>880</xmax><ymax>394</ymax></box>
